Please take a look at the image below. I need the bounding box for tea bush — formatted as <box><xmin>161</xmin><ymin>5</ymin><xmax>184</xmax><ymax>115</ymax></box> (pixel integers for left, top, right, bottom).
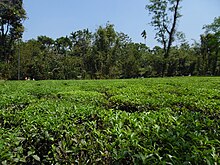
<box><xmin>0</xmin><ymin>77</ymin><xmax>219</xmax><ymax>164</ymax></box>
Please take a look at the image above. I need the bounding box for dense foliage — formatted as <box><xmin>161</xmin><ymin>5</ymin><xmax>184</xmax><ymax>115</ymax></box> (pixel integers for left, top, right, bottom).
<box><xmin>1</xmin><ymin>16</ymin><xmax>220</xmax><ymax>80</ymax></box>
<box><xmin>0</xmin><ymin>77</ymin><xmax>219</xmax><ymax>164</ymax></box>
<box><xmin>0</xmin><ymin>0</ymin><xmax>26</xmax><ymax>63</ymax></box>
<box><xmin>0</xmin><ymin>25</ymin><xmax>217</xmax><ymax>80</ymax></box>
<box><xmin>0</xmin><ymin>0</ymin><xmax>219</xmax><ymax>80</ymax></box>
<box><xmin>0</xmin><ymin>0</ymin><xmax>26</xmax><ymax>79</ymax></box>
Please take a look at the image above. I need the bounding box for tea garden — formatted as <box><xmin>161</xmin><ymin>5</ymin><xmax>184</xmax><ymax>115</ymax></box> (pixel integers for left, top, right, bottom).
<box><xmin>0</xmin><ymin>77</ymin><xmax>219</xmax><ymax>164</ymax></box>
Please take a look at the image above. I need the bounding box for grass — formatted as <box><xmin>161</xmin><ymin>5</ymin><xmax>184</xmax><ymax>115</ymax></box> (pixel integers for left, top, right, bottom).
<box><xmin>0</xmin><ymin>77</ymin><xmax>219</xmax><ymax>164</ymax></box>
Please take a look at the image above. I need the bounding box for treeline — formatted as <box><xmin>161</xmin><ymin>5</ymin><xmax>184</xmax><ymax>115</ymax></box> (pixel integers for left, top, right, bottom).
<box><xmin>1</xmin><ymin>21</ymin><xmax>220</xmax><ymax>80</ymax></box>
<box><xmin>0</xmin><ymin>0</ymin><xmax>220</xmax><ymax>80</ymax></box>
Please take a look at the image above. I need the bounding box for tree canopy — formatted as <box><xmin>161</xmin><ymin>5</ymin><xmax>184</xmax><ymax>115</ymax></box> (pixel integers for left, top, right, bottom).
<box><xmin>0</xmin><ymin>0</ymin><xmax>26</xmax><ymax>62</ymax></box>
<box><xmin>146</xmin><ymin>0</ymin><xmax>183</xmax><ymax>76</ymax></box>
<box><xmin>0</xmin><ymin>1</ymin><xmax>220</xmax><ymax>80</ymax></box>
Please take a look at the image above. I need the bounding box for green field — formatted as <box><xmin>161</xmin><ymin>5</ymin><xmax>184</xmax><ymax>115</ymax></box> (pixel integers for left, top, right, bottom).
<box><xmin>0</xmin><ymin>77</ymin><xmax>219</xmax><ymax>164</ymax></box>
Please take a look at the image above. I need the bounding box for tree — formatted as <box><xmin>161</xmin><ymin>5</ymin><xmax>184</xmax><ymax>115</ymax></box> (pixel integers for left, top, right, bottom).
<box><xmin>0</xmin><ymin>0</ymin><xmax>26</xmax><ymax>63</ymax></box>
<box><xmin>15</xmin><ymin>39</ymin><xmax>45</xmax><ymax>80</ymax></box>
<box><xmin>146</xmin><ymin>0</ymin><xmax>182</xmax><ymax>76</ymax></box>
<box><xmin>200</xmin><ymin>17</ymin><xmax>220</xmax><ymax>75</ymax></box>
<box><xmin>69</xmin><ymin>29</ymin><xmax>92</xmax><ymax>78</ymax></box>
<box><xmin>55</xmin><ymin>36</ymin><xmax>72</xmax><ymax>55</ymax></box>
<box><xmin>90</xmin><ymin>23</ymin><xmax>118</xmax><ymax>78</ymax></box>
<box><xmin>203</xmin><ymin>16</ymin><xmax>220</xmax><ymax>36</ymax></box>
<box><xmin>37</xmin><ymin>35</ymin><xmax>55</xmax><ymax>51</ymax></box>
<box><xmin>121</xmin><ymin>43</ymin><xmax>146</xmax><ymax>78</ymax></box>
<box><xmin>70</xmin><ymin>29</ymin><xmax>92</xmax><ymax>57</ymax></box>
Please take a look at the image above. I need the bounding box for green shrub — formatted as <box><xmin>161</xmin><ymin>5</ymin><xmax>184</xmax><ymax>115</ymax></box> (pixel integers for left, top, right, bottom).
<box><xmin>0</xmin><ymin>77</ymin><xmax>219</xmax><ymax>164</ymax></box>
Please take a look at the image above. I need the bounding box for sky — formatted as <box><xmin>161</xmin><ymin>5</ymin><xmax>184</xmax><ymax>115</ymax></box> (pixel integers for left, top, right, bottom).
<box><xmin>22</xmin><ymin>0</ymin><xmax>220</xmax><ymax>48</ymax></box>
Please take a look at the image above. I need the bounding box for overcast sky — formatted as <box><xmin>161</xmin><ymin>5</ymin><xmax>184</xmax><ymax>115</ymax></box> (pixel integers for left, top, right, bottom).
<box><xmin>23</xmin><ymin>0</ymin><xmax>220</xmax><ymax>48</ymax></box>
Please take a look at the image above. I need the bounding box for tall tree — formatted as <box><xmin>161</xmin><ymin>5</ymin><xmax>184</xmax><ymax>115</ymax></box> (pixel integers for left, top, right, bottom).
<box><xmin>201</xmin><ymin>17</ymin><xmax>220</xmax><ymax>75</ymax></box>
<box><xmin>69</xmin><ymin>29</ymin><xmax>92</xmax><ymax>60</ymax></box>
<box><xmin>0</xmin><ymin>0</ymin><xmax>26</xmax><ymax>62</ymax></box>
<box><xmin>146</xmin><ymin>0</ymin><xmax>182</xmax><ymax>76</ymax></box>
<box><xmin>91</xmin><ymin>23</ymin><xmax>117</xmax><ymax>78</ymax></box>
<box><xmin>37</xmin><ymin>35</ymin><xmax>55</xmax><ymax>51</ymax></box>
<box><xmin>55</xmin><ymin>36</ymin><xmax>72</xmax><ymax>55</ymax></box>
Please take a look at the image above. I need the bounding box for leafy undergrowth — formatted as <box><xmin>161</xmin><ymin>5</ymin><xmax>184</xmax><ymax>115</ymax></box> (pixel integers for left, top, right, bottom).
<box><xmin>0</xmin><ymin>77</ymin><xmax>219</xmax><ymax>164</ymax></box>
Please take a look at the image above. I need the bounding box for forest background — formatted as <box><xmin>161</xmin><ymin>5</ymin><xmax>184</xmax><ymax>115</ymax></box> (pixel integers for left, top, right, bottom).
<box><xmin>0</xmin><ymin>0</ymin><xmax>220</xmax><ymax>80</ymax></box>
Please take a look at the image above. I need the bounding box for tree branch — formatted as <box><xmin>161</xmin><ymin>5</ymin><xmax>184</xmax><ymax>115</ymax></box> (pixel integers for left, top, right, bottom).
<box><xmin>165</xmin><ymin>0</ymin><xmax>181</xmax><ymax>58</ymax></box>
<box><xmin>163</xmin><ymin>23</ymin><xmax>171</xmax><ymax>35</ymax></box>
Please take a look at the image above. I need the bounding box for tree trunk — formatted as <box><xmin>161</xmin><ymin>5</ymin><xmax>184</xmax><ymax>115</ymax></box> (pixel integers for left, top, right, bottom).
<box><xmin>162</xmin><ymin>0</ymin><xmax>181</xmax><ymax>77</ymax></box>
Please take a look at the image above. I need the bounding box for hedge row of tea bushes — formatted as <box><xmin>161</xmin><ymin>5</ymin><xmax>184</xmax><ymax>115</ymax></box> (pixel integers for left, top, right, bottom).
<box><xmin>0</xmin><ymin>77</ymin><xmax>219</xmax><ymax>164</ymax></box>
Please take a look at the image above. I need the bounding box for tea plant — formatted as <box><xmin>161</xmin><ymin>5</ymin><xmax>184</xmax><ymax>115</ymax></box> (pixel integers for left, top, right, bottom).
<box><xmin>0</xmin><ymin>77</ymin><xmax>219</xmax><ymax>164</ymax></box>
